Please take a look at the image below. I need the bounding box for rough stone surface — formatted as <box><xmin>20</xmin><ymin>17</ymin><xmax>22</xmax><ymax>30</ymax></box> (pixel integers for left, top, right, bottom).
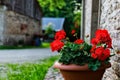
<box><xmin>0</xmin><ymin>6</ymin><xmax>7</xmax><ymax>45</ymax></box>
<box><xmin>3</xmin><ymin>11</ymin><xmax>42</xmax><ymax>45</ymax></box>
<box><xmin>102</xmin><ymin>68</ymin><xmax>120</xmax><ymax>80</ymax></box>
<box><xmin>0</xmin><ymin>6</ymin><xmax>42</xmax><ymax>46</ymax></box>
<box><xmin>5</xmin><ymin>11</ymin><xmax>41</xmax><ymax>35</ymax></box>
<box><xmin>100</xmin><ymin>0</ymin><xmax>120</xmax><ymax>51</ymax></box>
<box><xmin>44</xmin><ymin>67</ymin><xmax>63</xmax><ymax>80</ymax></box>
<box><xmin>111</xmin><ymin>55</ymin><xmax>120</xmax><ymax>77</ymax></box>
<box><xmin>100</xmin><ymin>0</ymin><xmax>120</xmax><ymax>79</ymax></box>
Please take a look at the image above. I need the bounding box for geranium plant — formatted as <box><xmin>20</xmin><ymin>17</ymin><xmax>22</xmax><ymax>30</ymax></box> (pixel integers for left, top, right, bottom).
<box><xmin>50</xmin><ymin>29</ymin><xmax>112</xmax><ymax>71</ymax></box>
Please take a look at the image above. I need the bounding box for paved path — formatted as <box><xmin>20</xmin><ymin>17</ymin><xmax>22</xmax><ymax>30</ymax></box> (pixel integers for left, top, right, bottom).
<box><xmin>0</xmin><ymin>48</ymin><xmax>57</xmax><ymax>63</ymax></box>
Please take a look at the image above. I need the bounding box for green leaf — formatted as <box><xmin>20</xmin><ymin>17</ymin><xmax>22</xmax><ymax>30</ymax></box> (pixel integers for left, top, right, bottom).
<box><xmin>83</xmin><ymin>43</ymin><xmax>92</xmax><ymax>52</ymax></box>
<box><xmin>88</xmin><ymin>60</ymin><xmax>101</xmax><ymax>71</ymax></box>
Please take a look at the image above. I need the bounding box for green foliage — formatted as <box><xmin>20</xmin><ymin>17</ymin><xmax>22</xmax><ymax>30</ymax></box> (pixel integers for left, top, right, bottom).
<box><xmin>44</xmin><ymin>23</ymin><xmax>55</xmax><ymax>39</ymax></box>
<box><xmin>88</xmin><ymin>60</ymin><xmax>101</xmax><ymax>71</ymax></box>
<box><xmin>37</xmin><ymin>0</ymin><xmax>81</xmax><ymax>40</ymax></box>
<box><xmin>58</xmin><ymin>42</ymin><xmax>110</xmax><ymax>71</ymax></box>
<box><xmin>38</xmin><ymin>0</ymin><xmax>66</xmax><ymax>11</ymax></box>
<box><xmin>0</xmin><ymin>56</ymin><xmax>58</xmax><ymax>80</ymax></box>
<box><xmin>63</xmin><ymin>1</ymin><xmax>81</xmax><ymax>41</ymax></box>
<box><xmin>0</xmin><ymin>42</ymin><xmax>50</xmax><ymax>50</ymax></box>
<box><xmin>73</xmin><ymin>11</ymin><xmax>81</xmax><ymax>27</ymax></box>
<box><xmin>45</xmin><ymin>24</ymin><xmax>54</xmax><ymax>34</ymax></box>
<box><xmin>59</xmin><ymin>42</ymin><xmax>93</xmax><ymax>66</ymax></box>
<box><xmin>38</xmin><ymin>0</ymin><xmax>75</xmax><ymax>17</ymax></box>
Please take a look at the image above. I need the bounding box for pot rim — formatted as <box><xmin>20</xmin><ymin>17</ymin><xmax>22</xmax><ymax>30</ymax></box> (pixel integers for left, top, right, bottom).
<box><xmin>53</xmin><ymin>61</ymin><xmax>111</xmax><ymax>71</ymax></box>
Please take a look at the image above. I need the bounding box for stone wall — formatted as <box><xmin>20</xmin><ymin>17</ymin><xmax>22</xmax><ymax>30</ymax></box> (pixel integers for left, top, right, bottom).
<box><xmin>100</xmin><ymin>0</ymin><xmax>120</xmax><ymax>51</ymax></box>
<box><xmin>100</xmin><ymin>0</ymin><xmax>120</xmax><ymax>79</ymax></box>
<box><xmin>0</xmin><ymin>6</ymin><xmax>6</xmax><ymax>45</ymax></box>
<box><xmin>3</xmin><ymin>10</ymin><xmax>42</xmax><ymax>46</ymax></box>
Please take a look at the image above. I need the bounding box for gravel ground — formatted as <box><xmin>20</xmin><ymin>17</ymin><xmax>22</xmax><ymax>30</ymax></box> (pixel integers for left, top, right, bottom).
<box><xmin>0</xmin><ymin>48</ymin><xmax>57</xmax><ymax>63</ymax></box>
<box><xmin>44</xmin><ymin>66</ymin><xmax>63</xmax><ymax>80</ymax></box>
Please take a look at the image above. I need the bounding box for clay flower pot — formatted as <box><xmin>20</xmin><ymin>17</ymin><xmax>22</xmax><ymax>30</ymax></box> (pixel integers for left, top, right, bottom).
<box><xmin>53</xmin><ymin>61</ymin><xmax>111</xmax><ymax>80</ymax></box>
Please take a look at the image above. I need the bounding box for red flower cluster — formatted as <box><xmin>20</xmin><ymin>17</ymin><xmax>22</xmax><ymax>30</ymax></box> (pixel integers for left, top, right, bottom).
<box><xmin>74</xmin><ymin>39</ymin><xmax>84</xmax><ymax>44</ymax></box>
<box><xmin>50</xmin><ymin>29</ymin><xmax>112</xmax><ymax>71</ymax></box>
<box><xmin>51</xmin><ymin>29</ymin><xmax>112</xmax><ymax>62</ymax></box>
<box><xmin>55</xmin><ymin>30</ymin><xmax>66</xmax><ymax>40</ymax></box>
<box><xmin>51</xmin><ymin>29</ymin><xmax>84</xmax><ymax>52</ymax></box>
<box><xmin>50</xmin><ymin>40</ymin><xmax>64</xmax><ymax>52</ymax></box>
<box><xmin>91</xmin><ymin>29</ymin><xmax>112</xmax><ymax>48</ymax></box>
<box><xmin>91</xmin><ymin>29</ymin><xmax>112</xmax><ymax>61</ymax></box>
<box><xmin>51</xmin><ymin>30</ymin><xmax>66</xmax><ymax>52</ymax></box>
<box><xmin>91</xmin><ymin>46</ymin><xmax>110</xmax><ymax>61</ymax></box>
<box><xmin>71</xmin><ymin>29</ymin><xmax>76</xmax><ymax>35</ymax></box>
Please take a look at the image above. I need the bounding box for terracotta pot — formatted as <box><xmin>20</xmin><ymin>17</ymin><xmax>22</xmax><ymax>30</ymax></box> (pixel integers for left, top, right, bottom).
<box><xmin>53</xmin><ymin>61</ymin><xmax>111</xmax><ymax>80</ymax></box>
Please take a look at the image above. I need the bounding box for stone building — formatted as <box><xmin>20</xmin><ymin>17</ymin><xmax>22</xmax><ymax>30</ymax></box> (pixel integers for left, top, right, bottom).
<box><xmin>82</xmin><ymin>0</ymin><xmax>120</xmax><ymax>80</ymax></box>
<box><xmin>0</xmin><ymin>0</ymin><xmax>42</xmax><ymax>46</ymax></box>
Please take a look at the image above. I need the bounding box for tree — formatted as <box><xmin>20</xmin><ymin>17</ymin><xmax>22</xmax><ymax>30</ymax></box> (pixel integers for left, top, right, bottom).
<box><xmin>37</xmin><ymin>0</ymin><xmax>66</xmax><ymax>11</ymax></box>
<box><xmin>37</xmin><ymin>0</ymin><xmax>81</xmax><ymax>41</ymax></box>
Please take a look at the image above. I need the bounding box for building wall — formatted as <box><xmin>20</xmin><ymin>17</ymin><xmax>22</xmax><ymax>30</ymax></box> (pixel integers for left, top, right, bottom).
<box><xmin>100</xmin><ymin>0</ymin><xmax>120</xmax><ymax>51</ymax></box>
<box><xmin>100</xmin><ymin>0</ymin><xmax>120</xmax><ymax>79</ymax></box>
<box><xmin>83</xmin><ymin>0</ymin><xmax>92</xmax><ymax>41</ymax></box>
<box><xmin>3</xmin><ymin>10</ymin><xmax>42</xmax><ymax>45</ymax></box>
<box><xmin>0</xmin><ymin>6</ymin><xmax>6</xmax><ymax>45</ymax></box>
<box><xmin>82</xmin><ymin>0</ymin><xmax>99</xmax><ymax>41</ymax></box>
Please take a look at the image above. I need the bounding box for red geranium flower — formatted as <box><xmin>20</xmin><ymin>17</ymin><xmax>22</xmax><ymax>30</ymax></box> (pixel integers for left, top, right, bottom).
<box><xmin>91</xmin><ymin>29</ymin><xmax>112</xmax><ymax>48</ymax></box>
<box><xmin>92</xmin><ymin>47</ymin><xmax>110</xmax><ymax>61</ymax></box>
<box><xmin>50</xmin><ymin>40</ymin><xmax>64</xmax><ymax>52</ymax></box>
<box><xmin>90</xmin><ymin>45</ymin><xmax>96</xmax><ymax>53</ymax></box>
<box><xmin>95</xmin><ymin>29</ymin><xmax>111</xmax><ymax>43</ymax></box>
<box><xmin>71</xmin><ymin>29</ymin><xmax>76</xmax><ymax>35</ymax></box>
<box><xmin>74</xmin><ymin>39</ymin><xmax>84</xmax><ymax>44</ymax></box>
<box><xmin>100</xmin><ymin>48</ymin><xmax>110</xmax><ymax>61</ymax></box>
<box><xmin>106</xmin><ymin>41</ymin><xmax>112</xmax><ymax>48</ymax></box>
<box><xmin>91</xmin><ymin>53</ymin><xmax>97</xmax><ymax>59</ymax></box>
<box><xmin>95</xmin><ymin>47</ymin><xmax>104</xmax><ymax>58</ymax></box>
<box><xmin>91</xmin><ymin>38</ymin><xmax>99</xmax><ymax>45</ymax></box>
<box><xmin>55</xmin><ymin>30</ymin><xmax>66</xmax><ymax>40</ymax></box>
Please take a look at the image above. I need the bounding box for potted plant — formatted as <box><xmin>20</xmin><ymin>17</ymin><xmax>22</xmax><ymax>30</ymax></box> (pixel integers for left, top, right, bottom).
<box><xmin>50</xmin><ymin>29</ymin><xmax>113</xmax><ymax>80</ymax></box>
